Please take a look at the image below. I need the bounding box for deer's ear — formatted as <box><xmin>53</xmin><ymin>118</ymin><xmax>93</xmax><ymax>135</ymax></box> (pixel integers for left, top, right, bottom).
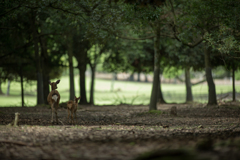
<box><xmin>79</xmin><ymin>96</ymin><xmax>81</xmax><ymax>99</ymax></box>
<box><xmin>75</xmin><ymin>96</ymin><xmax>77</xmax><ymax>98</ymax></box>
<box><xmin>49</xmin><ymin>81</ymin><xmax>51</xmax><ymax>85</ymax></box>
<box><xmin>56</xmin><ymin>80</ymin><xmax>60</xmax><ymax>84</ymax></box>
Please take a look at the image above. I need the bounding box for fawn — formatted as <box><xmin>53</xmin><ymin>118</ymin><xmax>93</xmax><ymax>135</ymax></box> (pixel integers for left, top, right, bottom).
<box><xmin>47</xmin><ymin>80</ymin><xmax>60</xmax><ymax>124</ymax></box>
<box><xmin>67</xmin><ymin>96</ymin><xmax>81</xmax><ymax>124</ymax></box>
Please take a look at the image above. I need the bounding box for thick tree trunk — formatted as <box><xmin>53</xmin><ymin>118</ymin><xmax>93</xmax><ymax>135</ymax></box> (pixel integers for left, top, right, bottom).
<box><xmin>42</xmin><ymin>74</ymin><xmax>50</xmax><ymax>104</ymax></box>
<box><xmin>204</xmin><ymin>45</ymin><xmax>217</xmax><ymax>105</ymax></box>
<box><xmin>158</xmin><ymin>74</ymin><xmax>166</xmax><ymax>104</ymax></box>
<box><xmin>32</xmin><ymin>11</ymin><xmax>44</xmax><ymax>105</ymax></box>
<box><xmin>78</xmin><ymin>64</ymin><xmax>88</xmax><ymax>104</ymax></box>
<box><xmin>232</xmin><ymin>63</ymin><xmax>236</xmax><ymax>102</ymax></box>
<box><xmin>67</xmin><ymin>33</ymin><xmax>75</xmax><ymax>100</ymax></box>
<box><xmin>40</xmin><ymin>36</ymin><xmax>49</xmax><ymax>104</ymax></box>
<box><xmin>73</xmin><ymin>36</ymin><xmax>91</xmax><ymax>105</ymax></box>
<box><xmin>149</xmin><ymin>29</ymin><xmax>160</xmax><ymax>110</ymax></box>
<box><xmin>185</xmin><ymin>67</ymin><xmax>193</xmax><ymax>102</ymax></box>
<box><xmin>89</xmin><ymin>66</ymin><xmax>95</xmax><ymax>105</ymax></box>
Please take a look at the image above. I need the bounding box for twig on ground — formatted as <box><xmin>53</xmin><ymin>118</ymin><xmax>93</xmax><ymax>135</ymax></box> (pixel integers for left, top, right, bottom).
<box><xmin>0</xmin><ymin>140</ymin><xmax>33</xmax><ymax>146</ymax></box>
<box><xmin>58</xmin><ymin>119</ymin><xmax>64</xmax><ymax>125</ymax></box>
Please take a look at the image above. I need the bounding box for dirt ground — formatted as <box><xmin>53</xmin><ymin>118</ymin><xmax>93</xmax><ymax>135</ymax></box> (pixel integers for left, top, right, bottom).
<box><xmin>1</xmin><ymin>102</ymin><xmax>240</xmax><ymax>160</ymax></box>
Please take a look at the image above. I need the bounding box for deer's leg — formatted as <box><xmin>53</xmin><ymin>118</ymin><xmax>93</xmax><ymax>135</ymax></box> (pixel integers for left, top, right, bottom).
<box><xmin>55</xmin><ymin>105</ymin><xmax>58</xmax><ymax>124</ymax></box>
<box><xmin>71</xmin><ymin>110</ymin><xmax>74</xmax><ymax>124</ymax></box>
<box><xmin>67</xmin><ymin>109</ymin><xmax>70</xmax><ymax>123</ymax></box>
<box><xmin>51</xmin><ymin>103</ymin><xmax>54</xmax><ymax>124</ymax></box>
<box><xmin>74</xmin><ymin>110</ymin><xmax>77</xmax><ymax>124</ymax></box>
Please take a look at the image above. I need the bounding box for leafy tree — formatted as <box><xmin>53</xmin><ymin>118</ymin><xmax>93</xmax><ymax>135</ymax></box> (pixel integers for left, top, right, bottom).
<box><xmin>170</xmin><ymin>0</ymin><xmax>227</xmax><ymax>105</ymax></box>
<box><xmin>0</xmin><ymin>1</ymin><xmax>65</xmax><ymax>106</ymax></box>
<box><xmin>163</xmin><ymin>39</ymin><xmax>205</xmax><ymax>102</ymax></box>
<box><xmin>118</xmin><ymin>1</ymin><xmax>171</xmax><ymax>110</ymax></box>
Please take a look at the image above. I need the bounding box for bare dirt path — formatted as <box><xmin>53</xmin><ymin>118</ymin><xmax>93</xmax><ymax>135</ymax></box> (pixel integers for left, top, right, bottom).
<box><xmin>1</xmin><ymin>102</ymin><xmax>240</xmax><ymax>160</ymax></box>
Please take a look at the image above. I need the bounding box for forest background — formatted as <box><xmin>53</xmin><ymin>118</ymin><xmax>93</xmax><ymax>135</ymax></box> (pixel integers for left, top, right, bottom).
<box><xmin>1</xmin><ymin>0</ymin><xmax>240</xmax><ymax>110</ymax></box>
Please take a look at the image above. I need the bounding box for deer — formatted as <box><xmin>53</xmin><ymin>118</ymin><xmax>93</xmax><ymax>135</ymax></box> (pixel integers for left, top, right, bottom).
<box><xmin>47</xmin><ymin>80</ymin><xmax>60</xmax><ymax>124</ymax></box>
<box><xmin>67</xmin><ymin>96</ymin><xmax>81</xmax><ymax>124</ymax></box>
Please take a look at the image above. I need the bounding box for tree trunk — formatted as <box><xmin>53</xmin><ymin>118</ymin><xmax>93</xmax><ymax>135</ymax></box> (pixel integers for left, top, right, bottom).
<box><xmin>42</xmin><ymin>74</ymin><xmax>50</xmax><ymax>104</ymax></box>
<box><xmin>32</xmin><ymin>11</ymin><xmax>44</xmax><ymax>105</ymax></box>
<box><xmin>6</xmin><ymin>80</ymin><xmax>10</xmax><ymax>96</ymax></box>
<box><xmin>111</xmin><ymin>73</ymin><xmax>115</xmax><ymax>92</ymax></box>
<box><xmin>145</xmin><ymin>74</ymin><xmax>148</xmax><ymax>82</ymax></box>
<box><xmin>204</xmin><ymin>45</ymin><xmax>217</xmax><ymax>105</ymax></box>
<box><xmin>0</xmin><ymin>81</ymin><xmax>3</xmax><ymax>94</ymax></box>
<box><xmin>67</xmin><ymin>33</ymin><xmax>75</xmax><ymax>100</ymax></box>
<box><xmin>89</xmin><ymin>65</ymin><xmax>95</xmax><ymax>105</ymax></box>
<box><xmin>149</xmin><ymin>28</ymin><xmax>160</xmax><ymax>110</ymax></box>
<box><xmin>232</xmin><ymin>63</ymin><xmax>236</xmax><ymax>102</ymax></box>
<box><xmin>158</xmin><ymin>74</ymin><xmax>166</xmax><ymax>104</ymax></box>
<box><xmin>137</xmin><ymin>72</ymin><xmax>141</xmax><ymax>82</ymax></box>
<box><xmin>78</xmin><ymin>64</ymin><xmax>88</xmax><ymax>104</ymax></box>
<box><xmin>185</xmin><ymin>67</ymin><xmax>193</xmax><ymax>102</ymax></box>
<box><xmin>114</xmin><ymin>73</ymin><xmax>118</xmax><ymax>80</ymax></box>
<box><xmin>129</xmin><ymin>73</ymin><xmax>134</xmax><ymax>81</ymax></box>
<box><xmin>20</xmin><ymin>66</ymin><xmax>25</xmax><ymax>107</ymax></box>
<box><xmin>40</xmin><ymin>36</ymin><xmax>49</xmax><ymax>105</ymax></box>
<box><xmin>73</xmin><ymin>36</ymin><xmax>91</xmax><ymax>105</ymax></box>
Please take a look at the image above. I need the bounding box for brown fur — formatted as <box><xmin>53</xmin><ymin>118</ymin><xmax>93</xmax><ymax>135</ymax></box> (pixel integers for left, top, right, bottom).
<box><xmin>67</xmin><ymin>96</ymin><xmax>81</xmax><ymax>124</ymax></box>
<box><xmin>47</xmin><ymin>80</ymin><xmax>60</xmax><ymax>124</ymax></box>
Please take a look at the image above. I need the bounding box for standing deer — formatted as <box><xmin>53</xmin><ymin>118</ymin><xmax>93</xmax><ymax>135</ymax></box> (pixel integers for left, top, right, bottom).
<box><xmin>47</xmin><ymin>80</ymin><xmax>60</xmax><ymax>124</ymax></box>
<box><xmin>67</xmin><ymin>96</ymin><xmax>81</xmax><ymax>124</ymax></box>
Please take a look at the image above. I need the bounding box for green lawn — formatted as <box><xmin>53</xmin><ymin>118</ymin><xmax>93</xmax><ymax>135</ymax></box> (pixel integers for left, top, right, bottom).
<box><xmin>0</xmin><ymin>75</ymin><xmax>237</xmax><ymax>107</ymax></box>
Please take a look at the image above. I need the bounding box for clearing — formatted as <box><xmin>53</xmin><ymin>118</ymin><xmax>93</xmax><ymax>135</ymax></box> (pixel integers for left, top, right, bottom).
<box><xmin>0</xmin><ymin>102</ymin><xmax>240</xmax><ymax>160</ymax></box>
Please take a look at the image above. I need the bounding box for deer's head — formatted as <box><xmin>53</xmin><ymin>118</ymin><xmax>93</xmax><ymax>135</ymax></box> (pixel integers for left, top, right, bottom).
<box><xmin>49</xmin><ymin>80</ymin><xmax>60</xmax><ymax>90</ymax></box>
<box><xmin>74</xmin><ymin>96</ymin><xmax>81</xmax><ymax>103</ymax></box>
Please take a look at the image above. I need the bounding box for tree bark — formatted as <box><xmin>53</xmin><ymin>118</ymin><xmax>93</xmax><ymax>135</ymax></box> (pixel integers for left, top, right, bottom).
<box><xmin>6</xmin><ymin>80</ymin><xmax>10</xmax><ymax>96</ymax></box>
<box><xmin>20</xmin><ymin>66</ymin><xmax>25</xmax><ymax>107</ymax></box>
<box><xmin>144</xmin><ymin>74</ymin><xmax>148</xmax><ymax>82</ymax></box>
<box><xmin>31</xmin><ymin>11</ymin><xmax>44</xmax><ymax>105</ymax></box>
<box><xmin>42</xmin><ymin>73</ymin><xmax>50</xmax><ymax>104</ymax></box>
<box><xmin>40</xmin><ymin>36</ymin><xmax>49</xmax><ymax>105</ymax></box>
<box><xmin>78</xmin><ymin>64</ymin><xmax>88</xmax><ymax>104</ymax></box>
<box><xmin>232</xmin><ymin>63</ymin><xmax>236</xmax><ymax>102</ymax></box>
<box><xmin>89</xmin><ymin>65</ymin><xmax>95</xmax><ymax>105</ymax></box>
<box><xmin>204</xmin><ymin>45</ymin><xmax>217</xmax><ymax>105</ymax></box>
<box><xmin>185</xmin><ymin>67</ymin><xmax>193</xmax><ymax>102</ymax></box>
<box><xmin>67</xmin><ymin>33</ymin><xmax>75</xmax><ymax>100</ymax></box>
<box><xmin>158</xmin><ymin>74</ymin><xmax>166</xmax><ymax>104</ymax></box>
<box><xmin>0</xmin><ymin>81</ymin><xmax>3</xmax><ymax>94</ymax></box>
<box><xmin>129</xmin><ymin>73</ymin><xmax>134</xmax><ymax>81</ymax></box>
<box><xmin>149</xmin><ymin>28</ymin><xmax>160</xmax><ymax>110</ymax></box>
<box><xmin>73</xmin><ymin>35</ymin><xmax>91</xmax><ymax>105</ymax></box>
<box><xmin>137</xmin><ymin>72</ymin><xmax>140</xmax><ymax>82</ymax></box>
<box><xmin>111</xmin><ymin>73</ymin><xmax>115</xmax><ymax>92</ymax></box>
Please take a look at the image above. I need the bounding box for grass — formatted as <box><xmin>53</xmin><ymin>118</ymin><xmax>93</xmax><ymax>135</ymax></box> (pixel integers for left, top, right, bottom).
<box><xmin>0</xmin><ymin>75</ymin><xmax>238</xmax><ymax>107</ymax></box>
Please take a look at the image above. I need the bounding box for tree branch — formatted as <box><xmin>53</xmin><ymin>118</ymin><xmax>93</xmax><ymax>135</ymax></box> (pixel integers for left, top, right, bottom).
<box><xmin>192</xmin><ymin>79</ymin><xmax>206</xmax><ymax>86</ymax></box>
<box><xmin>48</xmin><ymin>3</ymin><xmax>87</xmax><ymax>21</ymax></box>
<box><xmin>117</xmin><ymin>35</ymin><xmax>155</xmax><ymax>40</ymax></box>
<box><xmin>0</xmin><ymin>42</ymin><xmax>33</xmax><ymax>59</ymax></box>
<box><xmin>0</xmin><ymin>4</ymin><xmax>21</xmax><ymax>18</ymax></box>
